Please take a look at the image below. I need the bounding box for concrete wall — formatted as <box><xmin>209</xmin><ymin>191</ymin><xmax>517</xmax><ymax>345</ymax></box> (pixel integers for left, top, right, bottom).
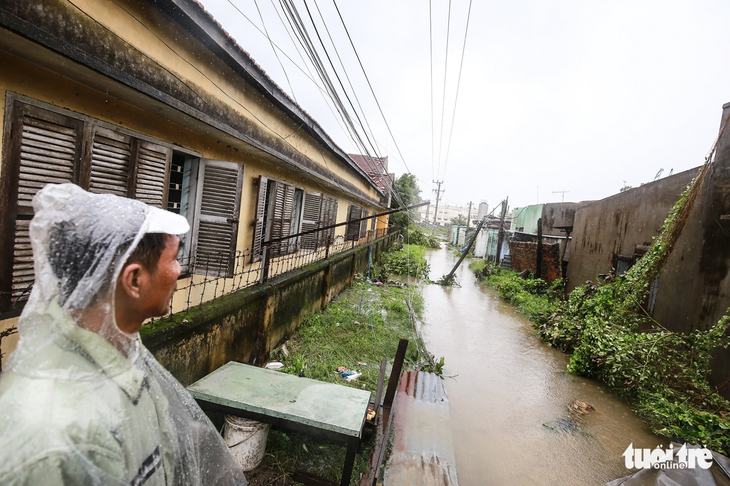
<box><xmin>565</xmin><ymin>101</ymin><xmax>730</xmax><ymax>396</ymax></box>
<box><xmin>651</xmin><ymin>105</ymin><xmax>730</xmax><ymax>392</ymax></box>
<box><xmin>566</xmin><ymin>167</ymin><xmax>698</xmax><ymax>291</ymax></box>
<box><xmin>142</xmin><ymin>233</ymin><xmax>396</xmax><ymax>387</ymax></box>
<box><xmin>541</xmin><ymin>202</ymin><xmax>592</xmax><ymax>234</ymax></box>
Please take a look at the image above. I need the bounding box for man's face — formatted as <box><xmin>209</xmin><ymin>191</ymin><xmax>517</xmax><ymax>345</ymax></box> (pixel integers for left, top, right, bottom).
<box><xmin>139</xmin><ymin>234</ymin><xmax>181</xmax><ymax>318</ymax></box>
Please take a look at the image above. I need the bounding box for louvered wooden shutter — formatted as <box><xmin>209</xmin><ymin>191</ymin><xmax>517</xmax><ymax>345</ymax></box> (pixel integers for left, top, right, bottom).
<box><xmin>269</xmin><ymin>182</ymin><xmax>296</xmax><ymax>258</ymax></box>
<box><xmin>251</xmin><ymin>175</ymin><xmax>268</xmax><ymax>263</ymax></box>
<box><xmin>345</xmin><ymin>205</ymin><xmax>362</xmax><ymax>241</ymax></box>
<box><xmin>360</xmin><ymin>209</ymin><xmax>369</xmax><ymax>238</ymax></box>
<box><xmin>300</xmin><ymin>192</ymin><xmax>322</xmax><ymax>250</ymax></box>
<box><xmin>0</xmin><ymin>104</ymin><xmax>82</xmax><ymax>311</ymax></box>
<box><xmin>192</xmin><ymin>159</ymin><xmax>243</xmax><ymax>277</ymax></box>
<box><xmin>318</xmin><ymin>197</ymin><xmax>338</xmax><ymax>248</ymax></box>
<box><xmin>89</xmin><ymin>127</ymin><xmax>132</xmax><ymax>196</ymax></box>
<box><xmin>135</xmin><ymin>141</ymin><xmax>171</xmax><ymax>208</ymax></box>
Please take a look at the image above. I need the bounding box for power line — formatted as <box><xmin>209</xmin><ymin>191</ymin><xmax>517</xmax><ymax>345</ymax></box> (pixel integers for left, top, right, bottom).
<box><xmin>331</xmin><ymin>0</ymin><xmax>412</xmax><ymax>175</ymax></box>
<box><xmin>429</xmin><ymin>0</ymin><xmax>435</xmax><ymax>182</ymax></box>
<box><xmin>301</xmin><ymin>0</ymin><xmax>381</xmax><ymax>162</ymax></box>
<box><xmin>310</xmin><ymin>0</ymin><xmax>382</xmax><ymax>166</ymax></box>
<box><xmin>252</xmin><ymin>0</ymin><xmax>296</xmax><ymax>98</ymax></box>
<box><xmin>436</xmin><ymin>0</ymin><xmax>453</xmax><ymax>177</ymax></box>
<box><xmin>441</xmin><ymin>0</ymin><xmax>474</xmax><ymax>182</ymax></box>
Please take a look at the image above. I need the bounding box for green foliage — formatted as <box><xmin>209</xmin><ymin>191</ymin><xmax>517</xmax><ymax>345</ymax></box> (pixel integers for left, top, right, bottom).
<box><xmin>390</xmin><ymin>173</ymin><xmax>421</xmax><ymax>229</ymax></box>
<box><xmin>473</xmin><ymin>264</ymin><xmax>561</xmax><ymax>326</ymax></box>
<box><xmin>375</xmin><ymin>244</ymin><xmax>430</xmax><ymax>281</ymax></box>
<box><xmin>485</xmin><ymin>169</ymin><xmax>730</xmax><ymax>455</ymax></box>
<box><xmin>403</xmin><ymin>227</ymin><xmax>441</xmax><ymax>249</ymax></box>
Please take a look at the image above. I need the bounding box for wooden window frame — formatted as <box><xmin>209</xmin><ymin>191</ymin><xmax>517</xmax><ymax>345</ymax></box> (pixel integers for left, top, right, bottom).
<box><xmin>0</xmin><ymin>93</ymin><xmax>201</xmax><ymax>316</ymax></box>
<box><xmin>345</xmin><ymin>205</ymin><xmax>362</xmax><ymax>242</ymax></box>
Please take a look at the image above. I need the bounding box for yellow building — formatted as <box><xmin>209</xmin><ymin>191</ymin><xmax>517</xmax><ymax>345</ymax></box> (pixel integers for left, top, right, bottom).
<box><xmin>0</xmin><ymin>0</ymin><xmax>390</xmax><ymax>364</ymax></box>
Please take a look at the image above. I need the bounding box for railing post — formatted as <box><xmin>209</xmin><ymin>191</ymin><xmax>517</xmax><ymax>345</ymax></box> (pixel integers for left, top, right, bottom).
<box><xmin>260</xmin><ymin>246</ymin><xmax>270</xmax><ymax>283</ymax></box>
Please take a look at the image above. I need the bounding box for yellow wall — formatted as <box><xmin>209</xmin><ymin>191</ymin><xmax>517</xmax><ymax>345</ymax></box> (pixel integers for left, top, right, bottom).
<box><xmin>0</xmin><ymin>0</ymin><xmax>387</xmax><ymax>363</ymax></box>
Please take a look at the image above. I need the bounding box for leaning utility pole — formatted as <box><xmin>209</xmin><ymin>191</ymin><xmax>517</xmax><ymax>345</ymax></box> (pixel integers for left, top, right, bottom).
<box><xmin>495</xmin><ymin>197</ymin><xmax>509</xmax><ymax>265</ymax></box>
<box><xmin>431</xmin><ymin>180</ymin><xmax>444</xmax><ymax>234</ymax></box>
<box><xmin>466</xmin><ymin>201</ymin><xmax>473</xmax><ymax>230</ymax></box>
<box><xmin>440</xmin><ymin>216</ymin><xmax>487</xmax><ymax>285</ymax></box>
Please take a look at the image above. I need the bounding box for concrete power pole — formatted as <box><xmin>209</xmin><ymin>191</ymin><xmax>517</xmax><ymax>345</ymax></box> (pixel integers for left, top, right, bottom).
<box><xmin>466</xmin><ymin>201</ymin><xmax>473</xmax><ymax>230</ymax></box>
<box><xmin>431</xmin><ymin>180</ymin><xmax>444</xmax><ymax>234</ymax></box>
<box><xmin>495</xmin><ymin>197</ymin><xmax>509</xmax><ymax>265</ymax></box>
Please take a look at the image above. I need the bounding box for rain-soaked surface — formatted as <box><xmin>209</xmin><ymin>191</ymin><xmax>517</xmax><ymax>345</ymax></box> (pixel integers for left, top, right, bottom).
<box><xmin>416</xmin><ymin>244</ymin><xmax>665</xmax><ymax>486</ymax></box>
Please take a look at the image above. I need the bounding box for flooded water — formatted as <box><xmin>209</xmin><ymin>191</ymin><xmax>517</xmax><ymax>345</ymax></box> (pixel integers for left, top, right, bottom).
<box><xmin>416</xmin><ymin>245</ymin><xmax>664</xmax><ymax>486</ymax></box>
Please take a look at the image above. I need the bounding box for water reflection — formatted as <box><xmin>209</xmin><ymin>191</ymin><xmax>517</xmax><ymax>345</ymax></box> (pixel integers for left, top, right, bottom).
<box><xmin>417</xmin><ymin>245</ymin><xmax>664</xmax><ymax>486</ymax></box>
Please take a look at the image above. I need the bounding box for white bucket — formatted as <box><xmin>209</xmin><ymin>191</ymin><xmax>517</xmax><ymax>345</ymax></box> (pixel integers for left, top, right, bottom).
<box><xmin>223</xmin><ymin>415</ymin><xmax>270</xmax><ymax>471</ymax></box>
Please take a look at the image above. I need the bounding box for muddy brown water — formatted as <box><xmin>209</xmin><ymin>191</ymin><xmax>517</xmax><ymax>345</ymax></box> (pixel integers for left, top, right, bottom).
<box><xmin>414</xmin><ymin>245</ymin><xmax>664</xmax><ymax>486</ymax></box>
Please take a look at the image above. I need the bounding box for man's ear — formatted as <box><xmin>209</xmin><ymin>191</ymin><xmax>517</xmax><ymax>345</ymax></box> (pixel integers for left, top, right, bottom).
<box><xmin>118</xmin><ymin>263</ymin><xmax>145</xmax><ymax>299</ymax></box>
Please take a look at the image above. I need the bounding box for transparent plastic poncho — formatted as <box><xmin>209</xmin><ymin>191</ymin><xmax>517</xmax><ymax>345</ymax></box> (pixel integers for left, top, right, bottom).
<box><xmin>0</xmin><ymin>183</ymin><xmax>246</xmax><ymax>485</ymax></box>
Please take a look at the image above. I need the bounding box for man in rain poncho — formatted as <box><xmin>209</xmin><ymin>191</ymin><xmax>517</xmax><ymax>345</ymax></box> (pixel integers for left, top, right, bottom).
<box><xmin>0</xmin><ymin>183</ymin><xmax>247</xmax><ymax>485</ymax></box>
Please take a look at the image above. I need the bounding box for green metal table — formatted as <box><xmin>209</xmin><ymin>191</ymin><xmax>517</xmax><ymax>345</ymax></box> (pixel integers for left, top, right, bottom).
<box><xmin>188</xmin><ymin>361</ymin><xmax>371</xmax><ymax>486</ymax></box>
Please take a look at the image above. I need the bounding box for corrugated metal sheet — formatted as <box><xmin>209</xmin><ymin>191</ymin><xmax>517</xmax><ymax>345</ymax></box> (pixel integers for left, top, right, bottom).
<box><xmin>384</xmin><ymin>371</ymin><xmax>458</xmax><ymax>486</ymax></box>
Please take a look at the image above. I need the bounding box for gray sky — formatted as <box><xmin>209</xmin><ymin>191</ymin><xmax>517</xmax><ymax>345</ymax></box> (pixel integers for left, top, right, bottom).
<box><xmin>199</xmin><ymin>0</ymin><xmax>730</xmax><ymax>211</ymax></box>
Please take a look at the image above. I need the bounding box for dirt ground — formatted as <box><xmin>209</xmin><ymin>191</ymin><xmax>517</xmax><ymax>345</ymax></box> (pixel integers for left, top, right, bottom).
<box><xmin>244</xmin><ymin>465</ymin><xmax>295</xmax><ymax>486</ymax></box>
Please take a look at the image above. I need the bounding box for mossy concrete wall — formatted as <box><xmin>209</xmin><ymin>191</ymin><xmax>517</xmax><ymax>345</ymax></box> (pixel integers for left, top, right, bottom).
<box><xmin>142</xmin><ymin>234</ymin><xmax>396</xmax><ymax>387</ymax></box>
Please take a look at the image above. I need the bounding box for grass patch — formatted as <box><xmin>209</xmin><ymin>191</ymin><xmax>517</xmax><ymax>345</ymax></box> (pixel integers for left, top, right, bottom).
<box><xmin>253</xmin><ymin>281</ymin><xmax>437</xmax><ymax>485</ymax></box>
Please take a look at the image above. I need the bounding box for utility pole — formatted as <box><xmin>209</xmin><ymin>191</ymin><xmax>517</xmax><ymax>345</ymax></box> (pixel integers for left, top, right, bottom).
<box><xmin>495</xmin><ymin>197</ymin><xmax>509</xmax><ymax>265</ymax></box>
<box><xmin>536</xmin><ymin>217</ymin><xmax>543</xmax><ymax>279</ymax></box>
<box><xmin>431</xmin><ymin>180</ymin><xmax>444</xmax><ymax>234</ymax></box>
<box><xmin>465</xmin><ymin>201</ymin><xmax>473</xmax><ymax>245</ymax></box>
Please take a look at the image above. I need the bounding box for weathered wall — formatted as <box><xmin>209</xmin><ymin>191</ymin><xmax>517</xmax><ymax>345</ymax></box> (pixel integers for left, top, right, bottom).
<box><xmin>651</xmin><ymin>105</ymin><xmax>730</xmax><ymax>392</ymax></box>
<box><xmin>541</xmin><ymin>202</ymin><xmax>592</xmax><ymax>234</ymax></box>
<box><xmin>508</xmin><ymin>241</ymin><xmax>561</xmax><ymax>282</ymax></box>
<box><xmin>142</xmin><ymin>233</ymin><xmax>396</xmax><ymax>387</ymax></box>
<box><xmin>566</xmin><ymin>167</ymin><xmax>698</xmax><ymax>291</ymax></box>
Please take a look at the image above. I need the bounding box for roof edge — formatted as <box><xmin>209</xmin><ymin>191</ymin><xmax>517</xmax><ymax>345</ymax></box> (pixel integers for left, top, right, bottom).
<box><xmin>157</xmin><ymin>0</ymin><xmax>385</xmax><ymax>197</ymax></box>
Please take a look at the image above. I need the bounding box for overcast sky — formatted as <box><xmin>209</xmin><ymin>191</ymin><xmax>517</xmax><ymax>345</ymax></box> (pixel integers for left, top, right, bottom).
<box><xmin>200</xmin><ymin>0</ymin><xmax>730</xmax><ymax>212</ymax></box>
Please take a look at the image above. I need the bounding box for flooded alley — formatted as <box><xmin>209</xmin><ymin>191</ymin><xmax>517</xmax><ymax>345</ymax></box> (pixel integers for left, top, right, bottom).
<box><xmin>417</xmin><ymin>245</ymin><xmax>664</xmax><ymax>486</ymax></box>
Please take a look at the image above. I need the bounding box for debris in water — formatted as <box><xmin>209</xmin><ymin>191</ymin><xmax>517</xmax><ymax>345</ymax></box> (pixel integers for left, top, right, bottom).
<box><xmin>543</xmin><ymin>417</ymin><xmax>582</xmax><ymax>434</ymax></box>
<box><xmin>568</xmin><ymin>400</ymin><xmax>595</xmax><ymax>415</ymax></box>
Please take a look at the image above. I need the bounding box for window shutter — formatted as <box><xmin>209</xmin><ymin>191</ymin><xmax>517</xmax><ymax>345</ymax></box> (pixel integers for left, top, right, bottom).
<box><xmin>300</xmin><ymin>192</ymin><xmax>322</xmax><ymax>250</ymax></box>
<box><xmin>318</xmin><ymin>197</ymin><xmax>338</xmax><ymax>247</ymax></box>
<box><xmin>360</xmin><ymin>209</ymin><xmax>369</xmax><ymax>238</ymax></box>
<box><xmin>16</xmin><ymin>111</ymin><xmax>80</xmax><ymax>206</ymax></box>
<box><xmin>0</xmin><ymin>104</ymin><xmax>83</xmax><ymax>312</ymax></box>
<box><xmin>251</xmin><ymin>175</ymin><xmax>268</xmax><ymax>263</ymax></box>
<box><xmin>345</xmin><ymin>205</ymin><xmax>362</xmax><ymax>241</ymax></box>
<box><xmin>192</xmin><ymin>160</ymin><xmax>243</xmax><ymax>277</ymax></box>
<box><xmin>269</xmin><ymin>182</ymin><xmax>296</xmax><ymax>258</ymax></box>
<box><xmin>89</xmin><ymin>127</ymin><xmax>132</xmax><ymax>196</ymax></box>
<box><xmin>135</xmin><ymin>141</ymin><xmax>171</xmax><ymax>208</ymax></box>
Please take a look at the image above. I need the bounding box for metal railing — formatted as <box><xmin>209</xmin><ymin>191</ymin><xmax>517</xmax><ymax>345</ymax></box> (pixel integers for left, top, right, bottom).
<box><xmin>163</xmin><ymin>226</ymin><xmax>397</xmax><ymax>319</ymax></box>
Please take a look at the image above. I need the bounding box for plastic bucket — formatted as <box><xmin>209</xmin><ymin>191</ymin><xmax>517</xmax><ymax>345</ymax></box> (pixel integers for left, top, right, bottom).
<box><xmin>223</xmin><ymin>415</ymin><xmax>270</xmax><ymax>471</ymax></box>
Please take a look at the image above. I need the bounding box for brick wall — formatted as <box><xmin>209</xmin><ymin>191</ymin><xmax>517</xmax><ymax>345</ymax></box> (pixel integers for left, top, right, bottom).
<box><xmin>508</xmin><ymin>241</ymin><xmax>561</xmax><ymax>282</ymax></box>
